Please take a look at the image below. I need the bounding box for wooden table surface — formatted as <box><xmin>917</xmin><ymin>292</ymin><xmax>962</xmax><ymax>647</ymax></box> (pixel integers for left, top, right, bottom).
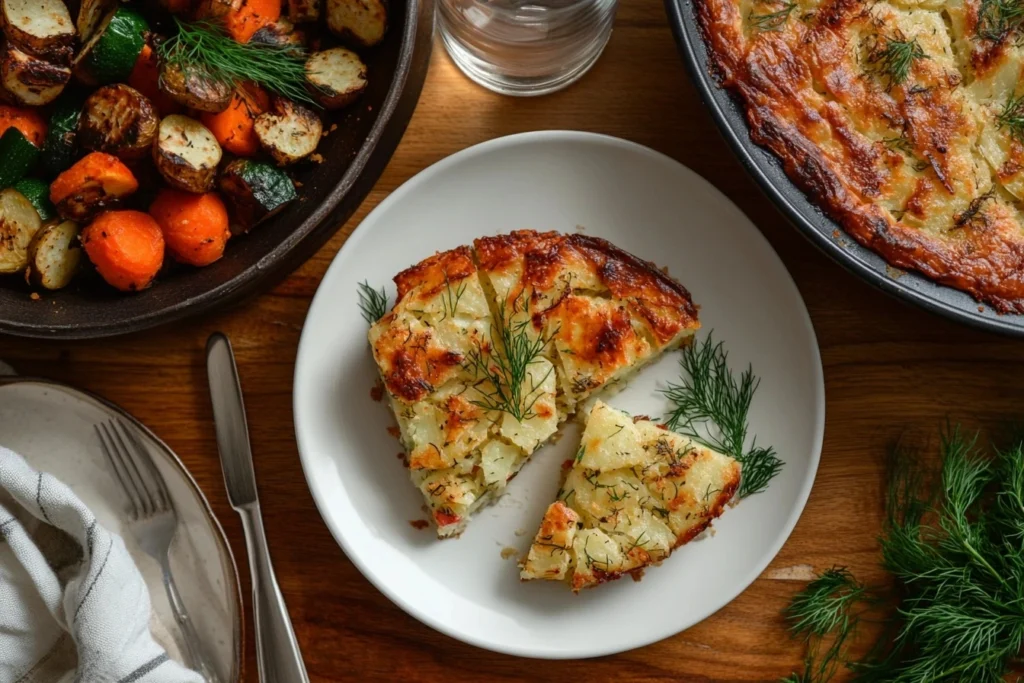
<box><xmin>5</xmin><ymin>1</ymin><xmax>1024</xmax><ymax>680</ymax></box>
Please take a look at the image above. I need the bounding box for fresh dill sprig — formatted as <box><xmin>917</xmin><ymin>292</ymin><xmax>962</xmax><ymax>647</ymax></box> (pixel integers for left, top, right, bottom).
<box><xmin>997</xmin><ymin>91</ymin><xmax>1024</xmax><ymax>145</ymax></box>
<box><xmin>976</xmin><ymin>0</ymin><xmax>1024</xmax><ymax>42</ymax></box>
<box><xmin>867</xmin><ymin>34</ymin><xmax>927</xmax><ymax>89</ymax></box>
<box><xmin>465</xmin><ymin>292</ymin><xmax>557</xmax><ymax>422</ymax></box>
<box><xmin>158</xmin><ymin>19</ymin><xmax>319</xmax><ymax>106</ymax></box>
<box><xmin>748</xmin><ymin>1</ymin><xmax>797</xmax><ymax>31</ymax></box>
<box><xmin>662</xmin><ymin>334</ymin><xmax>783</xmax><ymax>498</ymax></box>
<box><xmin>357</xmin><ymin>281</ymin><xmax>389</xmax><ymax>324</ymax></box>
<box><xmin>783</xmin><ymin>568</ymin><xmax>872</xmax><ymax>683</ymax></box>
<box><xmin>783</xmin><ymin>426</ymin><xmax>1024</xmax><ymax>682</ymax></box>
<box><xmin>439</xmin><ymin>273</ymin><xmax>467</xmax><ymax>322</ymax></box>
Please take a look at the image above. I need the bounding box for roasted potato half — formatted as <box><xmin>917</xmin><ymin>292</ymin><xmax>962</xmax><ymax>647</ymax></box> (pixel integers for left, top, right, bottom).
<box><xmin>196</xmin><ymin>0</ymin><xmax>242</xmax><ymax>19</ymax></box>
<box><xmin>27</xmin><ymin>219</ymin><xmax>80</xmax><ymax>289</ymax></box>
<box><xmin>254</xmin><ymin>97</ymin><xmax>322</xmax><ymax>166</ymax></box>
<box><xmin>154</xmin><ymin>114</ymin><xmax>223</xmax><ymax>193</ymax></box>
<box><xmin>79</xmin><ymin>84</ymin><xmax>158</xmax><ymax>160</ymax></box>
<box><xmin>0</xmin><ymin>43</ymin><xmax>70</xmax><ymax>106</ymax></box>
<box><xmin>250</xmin><ymin>19</ymin><xmax>305</xmax><ymax>47</ymax></box>
<box><xmin>159</xmin><ymin>61</ymin><xmax>232</xmax><ymax>113</ymax></box>
<box><xmin>0</xmin><ymin>187</ymin><xmax>42</xmax><ymax>273</ymax></box>
<box><xmin>306</xmin><ymin>47</ymin><xmax>367</xmax><ymax>110</ymax></box>
<box><xmin>2</xmin><ymin>0</ymin><xmax>76</xmax><ymax>60</ymax></box>
<box><xmin>326</xmin><ymin>0</ymin><xmax>387</xmax><ymax>47</ymax></box>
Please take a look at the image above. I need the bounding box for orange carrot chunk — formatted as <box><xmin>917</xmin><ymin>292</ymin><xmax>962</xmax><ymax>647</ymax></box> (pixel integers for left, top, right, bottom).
<box><xmin>149</xmin><ymin>189</ymin><xmax>231</xmax><ymax>266</ymax></box>
<box><xmin>50</xmin><ymin>152</ymin><xmax>139</xmax><ymax>222</ymax></box>
<box><xmin>200</xmin><ymin>85</ymin><xmax>269</xmax><ymax>156</ymax></box>
<box><xmin>0</xmin><ymin>105</ymin><xmax>46</xmax><ymax>146</ymax></box>
<box><xmin>81</xmin><ymin>210</ymin><xmax>165</xmax><ymax>292</ymax></box>
<box><xmin>224</xmin><ymin>0</ymin><xmax>280</xmax><ymax>43</ymax></box>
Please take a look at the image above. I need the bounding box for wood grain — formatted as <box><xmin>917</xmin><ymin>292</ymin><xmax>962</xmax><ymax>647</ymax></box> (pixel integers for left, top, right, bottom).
<box><xmin>4</xmin><ymin>1</ymin><xmax>1024</xmax><ymax>680</ymax></box>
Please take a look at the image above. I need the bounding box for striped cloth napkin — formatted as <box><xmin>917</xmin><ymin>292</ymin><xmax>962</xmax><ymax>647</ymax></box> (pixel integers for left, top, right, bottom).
<box><xmin>0</xmin><ymin>446</ymin><xmax>204</xmax><ymax>683</ymax></box>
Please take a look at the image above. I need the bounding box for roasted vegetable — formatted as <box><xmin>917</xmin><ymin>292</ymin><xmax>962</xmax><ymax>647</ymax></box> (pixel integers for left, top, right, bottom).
<box><xmin>224</xmin><ymin>0</ymin><xmax>281</xmax><ymax>43</ymax></box>
<box><xmin>149</xmin><ymin>189</ymin><xmax>230</xmax><ymax>266</ymax></box>
<box><xmin>76</xmin><ymin>0</ymin><xmax>117</xmax><ymax>43</ymax></box>
<box><xmin>200</xmin><ymin>86</ymin><xmax>269</xmax><ymax>156</ymax></box>
<box><xmin>0</xmin><ymin>44</ymin><xmax>70</xmax><ymax>106</ymax></box>
<box><xmin>0</xmin><ymin>186</ymin><xmax>41</xmax><ymax>273</ymax></box>
<box><xmin>128</xmin><ymin>43</ymin><xmax>181</xmax><ymax>116</ymax></box>
<box><xmin>50</xmin><ymin>151</ymin><xmax>138</xmax><ymax>221</ymax></box>
<box><xmin>73</xmin><ymin>7</ymin><xmax>149</xmax><ymax>85</ymax></box>
<box><xmin>250</xmin><ymin>18</ymin><xmax>305</xmax><ymax>47</ymax></box>
<box><xmin>0</xmin><ymin>128</ymin><xmax>40</xmax><ymax>188</ymax></box>
<box><xmin>254</xmin><ymin>97</ymin><xmax>322</xmax><ymax>165</ymax></box>
<box><xmin>81</xmin><ymin>209</ymin><xmax>163</xmax><ymax>291</ymax></box>
<box><xmin>2</xmin><ymin>0</ymin><xmax>77</xmax><ymax>61</ymax></box>
<box><xmin>41</xmin><ymin>96</ymin><xmax>80</xmax><ymax>178</ymax></box>
<box><xmin>326</xmin><ymin>0</ymin><xmax>387</xmax><ymax>47</ymax></box>
<box><xmin>153</xmin><ymin>114</ymin><xmax>223</xmax><ymax>193</ymax></box>
<box><xmin>218</xmin><ymin>158</ymin><xmax>295</xmax><ymax>229</ymax></box>
<box><xmin>27</xmin><ymin>219</ymin><xmax>79</xmax><ymax>289</ymax></box>
<box><xmin>0</xmin><ymin>103</ymin><xmax>46</xmax><ymax>145</ymax></box>
<box><xmin>13</xmin><ymin>178</ymin><xmax>56</xmax><ymax>220</ymax></box>
<box><xmin>158</xmin><ymin>61</ymin><xmax>233</xmax><ymax>113</ymax></box>
<box><xmin>289</xmin><ymin>0</ymin><xmax>321</xmax><ymax>23</ymax></box>
<box><xmin>306</xmin><ymin>47</ymin><xmax>366</xmax><ymax>109</ymax></box>
<box><xmin>196</xmin><ymin>0</ymin><xmax>241</xmax><ymax>19</ymax></box>
<box><xmin>78</xmin><ymin>84</ymin><xmax>157</xmax><ymax>160</ymax></box>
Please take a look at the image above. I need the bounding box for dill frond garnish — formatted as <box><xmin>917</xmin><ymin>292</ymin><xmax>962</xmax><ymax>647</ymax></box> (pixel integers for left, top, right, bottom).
<box><xmin>661</xmin><ymin>334</ymin><xmax>783</xmax><ymax>498</ymax></box>
<box><xmin>783</xmin><ymin>426</ymin><xmax>1024</xmax><ymax>681</ymax></box>
<box><xmin>976</xmin><ymin>0</ymin><xmax>1024</xmax><ymax>42</ymax></box>
<box><xmin>748</xmin><ymin>1</ymin><xmax>797</xmax><ymax>31</ymax></box>
<box><xmin>866</xmin><ymin>34</ymin><xmax>927</xmax><ymax>89</ymax></box>
<box><xmin>158</xmin><ymin>19</ymin><xmax>320</xmax><ymax>106</ymax></box>
<box><xmin>997</xmin><ymin>91</ymin><xmax>1024</xmax><ymax>145</ymax></box>
<box><xmin>357</xmin><ymin>281</ymin><xmax>389</xmax><ymax>324</ymax></box>
<box><xmin>465</xmin><ymin>293</ymin><xmax>557</xmax><ymax>422</ymax></box>
<box><xmin>439</xmin><ymin>273</ymin><xmax>467</xmax><ymax>322</ymax></box>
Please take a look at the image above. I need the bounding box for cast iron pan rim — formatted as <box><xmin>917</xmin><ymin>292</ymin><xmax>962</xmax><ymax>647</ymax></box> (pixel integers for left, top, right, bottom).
<box><xmin>664</xmin><ymin>0</ymin><xmax>1024</xmax><ymax>338</ymax></box>
<box><xmin>0</xmin><ymin>0</ymin><xmax>433</xmax><ymax>340</ymax></box>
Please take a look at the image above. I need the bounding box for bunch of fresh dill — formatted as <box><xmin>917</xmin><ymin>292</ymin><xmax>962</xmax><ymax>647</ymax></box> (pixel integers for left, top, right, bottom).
<box><xmin>662</xmin><ymin>335</ymin><xmax>784</xmax><ymax>497</ymax></box>
<box><xmin>783</xmin><ymin>427</ymin><xmax>1024</xmax><ymax>681</ymax></box>
<box><xmin>157</xmin><ymin>19</ymin><xmax>318</xmax><ymax>106</ymax></box>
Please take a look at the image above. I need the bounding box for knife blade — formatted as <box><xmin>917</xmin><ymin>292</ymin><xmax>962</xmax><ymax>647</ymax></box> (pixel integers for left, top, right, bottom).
<box><xmin>206</xmin><ymin>332</ymin><xmax>310</xmax><ymax>683</ymax></box>
<box><xmin>206</xmin><ymin>332</ymin><xmax>258</xmax><ymax>509</ymax></box>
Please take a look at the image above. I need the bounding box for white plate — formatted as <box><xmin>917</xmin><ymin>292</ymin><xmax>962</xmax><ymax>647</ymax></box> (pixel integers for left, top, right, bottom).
<box><xmin>0</xmin><ymin>378</ymin><xmax>243</xmax><ymax>681</ymax></box>
<box><xmin>294</xmin><ymin>132</ymin><xmax>824</xmax><ymax>658</ymax></box>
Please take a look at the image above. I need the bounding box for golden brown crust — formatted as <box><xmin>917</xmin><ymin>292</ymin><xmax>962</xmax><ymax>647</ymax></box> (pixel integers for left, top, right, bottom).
<box><xmin>474</xmin><ymin>230</ymin><xmax>698</xmax><ymax>344</ymax></box>
<box><xmin>394</xmin><ymin>245</ymin><xmax>476</xmax><ymax>304</ymax></box>
<box><xmin>370</xmin><ymin>321</ymin><xmax>463</xmax><ymax>403</ymax></box>
<box><xmin>695</xmin><ymin>0</ymin><xmax>1024</xmax><ymax>312</ymax></box>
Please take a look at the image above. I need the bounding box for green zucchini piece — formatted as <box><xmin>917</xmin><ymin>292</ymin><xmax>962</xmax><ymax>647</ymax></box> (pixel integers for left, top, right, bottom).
<box><xmin>0</xmin><ymin>128</ymin><xmax>40</xmax><ymax>189</ymax></box>
<box><xmin>74</xmin><ymin>7</ymin><xmax>149</xmax><ymax>85</ymax></box>
<box><xmin>41</xmin><ymin>97</ymin><xmax>82</xmax><ymax>179</ymax></box>
<box><xmin>13</xmin><ymin>178</ymin><xmax>55</xmax><ymax>221</ymax></box>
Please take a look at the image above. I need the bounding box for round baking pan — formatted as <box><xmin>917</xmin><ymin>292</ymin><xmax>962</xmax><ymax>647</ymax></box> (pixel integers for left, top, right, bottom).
<box><xmin>0</xmin><ymin>0</ymin><xmax>434</xmax><ymax>340</ymax></box>
<box><xmin>665</xmin><ymin>0</ymin><xmax>1024</xmax><ymax>337</ymax></box>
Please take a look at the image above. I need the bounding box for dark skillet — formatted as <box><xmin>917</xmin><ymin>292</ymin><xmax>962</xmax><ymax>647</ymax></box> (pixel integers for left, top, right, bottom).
<box><xmin>664</xmin><ymin>0</ymin><xmax>1024</xmax><ymax>337</ymax></box>
<box><xmin>0</xmin><ymin>0</ymin><xmax>434</xmax><ymax>340</ymax></box>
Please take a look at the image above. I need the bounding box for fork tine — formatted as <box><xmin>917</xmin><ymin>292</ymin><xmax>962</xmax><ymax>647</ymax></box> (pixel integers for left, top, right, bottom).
<box><xmin>115</xmin><ymin>419</ymin><xmax>171</xmax><ymax>513</ymax></box>
<box><xmin>96</xmin><ymin>422</ymin><xmax>142</xmax><ymax>520</ymax></box>
<box><xmin>108</xmin><ymin>420</ymin><xmax>157</xmax><ymax>518</ymax></box>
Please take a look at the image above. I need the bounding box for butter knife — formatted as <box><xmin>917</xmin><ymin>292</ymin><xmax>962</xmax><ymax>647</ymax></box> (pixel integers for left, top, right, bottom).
<box><xmin>206</xmin><ymin>332</ymin><xmax>310</xmax><ymax>683</ymax></box>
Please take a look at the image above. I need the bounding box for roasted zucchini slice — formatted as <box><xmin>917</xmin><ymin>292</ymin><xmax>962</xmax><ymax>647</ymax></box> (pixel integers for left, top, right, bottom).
<box><xmin>218</xmin><ymin>158</ymin><xmax>296</xmax><ymax>230</ymax></box>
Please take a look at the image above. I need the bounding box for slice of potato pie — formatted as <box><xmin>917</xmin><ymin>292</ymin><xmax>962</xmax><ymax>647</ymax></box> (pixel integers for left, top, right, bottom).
<box><xmin>520</xmin><ymin>401</ymin><xmax>740</xmax><ymax>590</ymax></box>
<box><xmin>367</xmin><ymin>231</ymin><xmax>700</xmax><ymax>538</ymax></box>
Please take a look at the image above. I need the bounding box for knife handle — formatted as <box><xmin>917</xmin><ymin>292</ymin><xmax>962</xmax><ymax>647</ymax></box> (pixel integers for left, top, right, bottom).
<box><xmin>238</xmin><ymin>503</ymin><xmax>310</xmax><ymax>683</ymax></box>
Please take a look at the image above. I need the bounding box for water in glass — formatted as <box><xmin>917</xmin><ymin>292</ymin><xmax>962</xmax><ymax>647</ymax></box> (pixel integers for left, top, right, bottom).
<box><xmin>437</xmin><ymin>0</ymin><xmax>618</xmax><ymax>96</ymax></box>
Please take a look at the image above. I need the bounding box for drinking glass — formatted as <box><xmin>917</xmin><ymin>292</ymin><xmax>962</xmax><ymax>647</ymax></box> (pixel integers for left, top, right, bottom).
<box><xmin>437</xmin><ymin>0</ymin><xmax>618</xmax><ymax>96</ymax></box>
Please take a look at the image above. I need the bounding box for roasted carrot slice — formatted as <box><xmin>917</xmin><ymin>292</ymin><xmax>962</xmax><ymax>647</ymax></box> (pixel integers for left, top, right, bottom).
<box><xmin>224</xmin><ymin>0</ymin><xmax>281</xmax><ymax>43</ymax></box>
<box><xmin>149</xmin><ymin>189</ymin><xmax>231</xmax><ymax>266</ymax></box>
<box><xmin>0</xmin><ymin>105</ymin><xmax>47</xmax><ymax>146</ymax></box>
<box><xmin>128</xmin><ymin>44</ymin><xmax>182</xmax><ymax>116</ymax></box>
<box><xmin>81</xmin><ymin>210</ymin><xmax>165</xmax><ymax>292</ymax></box>
<box><xmin>200</xmin><ymin>84</ymin><xmax>269</xmax><ymax>156</ymax></box>
<box><xmin>50</xmin><ymin>152</ymin><xmax>139</xmax><ymax>221</ymax></box>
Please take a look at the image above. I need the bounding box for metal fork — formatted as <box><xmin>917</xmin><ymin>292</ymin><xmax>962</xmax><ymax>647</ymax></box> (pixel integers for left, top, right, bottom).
<box><xmin>95</xmin><ymin>419</ymin><xmax>220</xmax><ymax>683</ymax></box>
